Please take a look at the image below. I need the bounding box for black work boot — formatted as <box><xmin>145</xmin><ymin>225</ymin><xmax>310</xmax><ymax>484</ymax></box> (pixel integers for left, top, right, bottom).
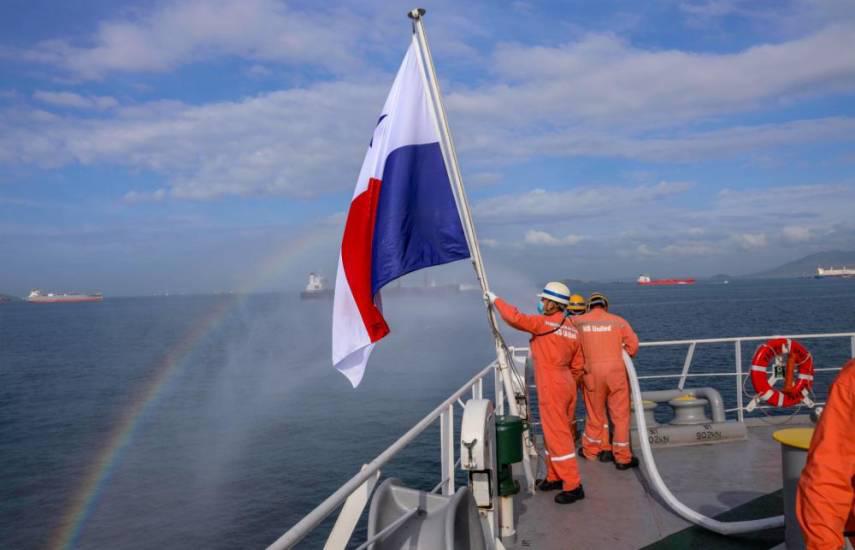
<box><xmin>577</xmin><ymin>447</ymin><xmax>587</xmax><ymax>459</ymax></box>
<box><xmin>536</xmin><ymin>479</ymin><xmax>563</xmax><ymax>491</ymax></box>
<box><xmin>554</xmin><ymin>485</ymin><xmax>585</xmax><ymax>504</ymax></box>
<box><xmin>597</xmin><ymin>451</ymin><xmax>614</xmax><ymax>463</ymax></box>
<box><xmin>615</xmin><ymin>456</ymin><xmax>639</xmax><ymax>470</ymax></box>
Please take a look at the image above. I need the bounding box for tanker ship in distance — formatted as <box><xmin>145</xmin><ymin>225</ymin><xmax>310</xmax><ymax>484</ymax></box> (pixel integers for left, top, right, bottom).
<box><xmin>26</xmin><ymin>289</ymin><xmax>103</xmax><ymax>303</ymax></box>
<box><xmin>637</xmin><ymin>274</ymin><xmax>696</xmax><ymax>286</ymax></box>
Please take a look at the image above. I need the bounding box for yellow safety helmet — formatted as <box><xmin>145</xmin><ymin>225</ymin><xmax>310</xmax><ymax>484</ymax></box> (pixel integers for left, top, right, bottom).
<box><xmin>567</xmin><ymin>294</ymin><xmax>586</xmax><ymax>315</ymax></box>
<box><xmin>588</xmin><ymin>292</ymin><xmax>609</xmax><ymax>310</ymax></box>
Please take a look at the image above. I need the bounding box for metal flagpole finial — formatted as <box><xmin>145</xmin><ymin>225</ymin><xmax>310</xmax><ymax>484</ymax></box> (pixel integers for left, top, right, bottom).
<box><xmin>407</xmin><ymin>8</ymin><xmax>426</xmax><ymax>20</ymax></box>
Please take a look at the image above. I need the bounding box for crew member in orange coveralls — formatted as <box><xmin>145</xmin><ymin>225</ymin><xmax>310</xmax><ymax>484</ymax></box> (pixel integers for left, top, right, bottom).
<box><xmin>796</xmin><ymin>358</ymin><xmax>855</xmax><ymax>550</ymax></box>
<box><xmin>486</xmin><ymin>282</ymin><xmax>586</xmax><ymax>504</ymax></box>
<box><xmin>573</xmin><ymin>292</ymin><xmax>640</xmax><ymax>469</ymax></box>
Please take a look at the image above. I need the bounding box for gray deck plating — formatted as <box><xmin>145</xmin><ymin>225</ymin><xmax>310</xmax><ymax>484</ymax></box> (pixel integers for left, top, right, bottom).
<box><xmin>509</xmin><ymin>419</ymin><xmax>808</xmax><ymax>549</ymax></box>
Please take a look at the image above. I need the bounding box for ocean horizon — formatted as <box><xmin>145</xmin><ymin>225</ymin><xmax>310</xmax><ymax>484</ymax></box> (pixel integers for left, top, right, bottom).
<box><xmin>2</xmin><ymin>277</ymin><xmax>854</xmax><ymax>549</ymax></box>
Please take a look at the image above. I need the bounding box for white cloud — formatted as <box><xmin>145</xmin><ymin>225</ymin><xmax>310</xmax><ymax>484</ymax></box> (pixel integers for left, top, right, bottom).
<box><xmin>33</xmin><ymin>90</ymin><xmax>118</xmax><ymax>110</ymax></box>
<box><xmin>563</xmin><ymin>117</ymin><xmax>855</xmax><ymax>162</ymax></box>
<box><xmin>490</xmin><ymin>181</ymin><xmax>853</xmax><ymax>266</ymax></box>
<box><xmin>7</xmin><ymin>96</ymin><xmax>854</xmax><ymax>184</ymax></box>
<box><xmin>122</xmin><ymin>189</ymin><xmax>167</xmax><ymax>203</ymax></box>
<box><xmin>468</xmin><ymin>172</ymin><xmax>502</xmax><ymax>187</ymax></box>
<box><xmin>680</xmin><ymin>0</ymin><xmax>855</xmax><ymax>35</ymax></box>
<box><xmin>246</xmin><ymin>64</ymin><xmax>273</xmax><ymax>78</ymax></box>
<box><xmin>0</xmin><ymin>80</ymin><xmax>386</xmax><ymax>198</ymax></box>
<box><xmin>636</xmin><ymin>243</ymin><xmax>656</xmax><ymax>256</ymax></box>
<box><xmin>450</xmin><ymin>110</ymin><xmax>855</xmax><ymax>164</ymax></box>
<box><xmin>15</xmin><ymin>0</ymin><xmax>364</xmax><ymax>79</ymax></box>
<box><xmin>439</xmin><ymin>22</ymin><xmax>855</xmax><ymax>165</ymax></box>
<box><xmin>662</xmin><ymin>241</ymin><xmax>722</xmax><ymax>256</ymax></box>
<box><xmin>732</xmin><ymin>232</ymin><xmax>768</xmax><ymax>249</ymax></box>
<box><xmin>680</xmin><ymin>0</ymin><xmax>744</xmax><ymax>18</ymax></box>
<box><xmin>474</xmin><ymin>181</ymin><xmax>692</xmax><ymax>222</ymax></box>
<box><xmin>715</xmin><ymin>183</ymin><xmax>855</xmax><ymax>223</ymax></box>
<box><xmin>1</xmin><ymin>4</ymin><xmax>854</xmax><ymax>208</ymax></box>
<box><xmin>322</xmin><ymin>211</ymin><xmax>347</xmax><ymax>227</ymax></box>
<box><xmin>524</xmin><ymin>230</ymin><xmax>584</xmax><ymax>246</ymax></box>
<box><xmin>781</xmin><ymin>225</ymin><xmax>814</xmax><ymax>242</ymax></box>
<box><xmin>460</xmin><ymin>24</ymin><xmax>855</xmax><ymax>128</ymax></box>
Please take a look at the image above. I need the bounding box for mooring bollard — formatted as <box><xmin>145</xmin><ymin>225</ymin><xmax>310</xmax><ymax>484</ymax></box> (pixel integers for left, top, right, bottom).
<box><xmin>668</xmin><ymin>394</ymin><xmax>711</xmax><ymax>425</ymax></box>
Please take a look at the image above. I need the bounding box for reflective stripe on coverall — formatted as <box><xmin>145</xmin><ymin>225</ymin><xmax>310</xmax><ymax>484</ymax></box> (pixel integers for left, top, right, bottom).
<box><xmin>572</xmin><ymin>308</ymin><xmax>639</xmax><ymax>464</ymax></box>
<box><xmin>494</xmin><ymin>298</ymin><xmax>585</xmax><ymax>491</ymax></box>
<box><xmin>796</xmin><ymin>359</ymin><xmax>855</xmax><ymax>550</ymax></box>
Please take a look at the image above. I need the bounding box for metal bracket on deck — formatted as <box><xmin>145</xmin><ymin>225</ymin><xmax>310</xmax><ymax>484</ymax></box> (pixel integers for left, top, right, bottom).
<box><xmin>745</xmin><ymin>395</ymin><xmax>761</xmax><ymax>412</ymax></box>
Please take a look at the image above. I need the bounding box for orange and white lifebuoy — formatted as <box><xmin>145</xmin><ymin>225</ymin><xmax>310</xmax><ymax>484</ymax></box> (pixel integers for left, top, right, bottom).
<box><xmin>750</xmin><ymin>338</ymin><xmax>814</xmax><ymax>408</ymax></box>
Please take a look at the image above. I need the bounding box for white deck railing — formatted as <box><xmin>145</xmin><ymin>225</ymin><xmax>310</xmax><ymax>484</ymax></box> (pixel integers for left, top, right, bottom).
<box><xmin>267</xmin><ymin>332</ymin><xmax>854</xmax><ymax>549</ymax></box>
<box><xmin>267</xmin><ymin>353</ymin><xmax>521</xmax><ymax>550</ymax></box>
<box><xmin>633</xmin><ymin>332</ymin><xmax>855</xmax><ymax>422</ymax></box>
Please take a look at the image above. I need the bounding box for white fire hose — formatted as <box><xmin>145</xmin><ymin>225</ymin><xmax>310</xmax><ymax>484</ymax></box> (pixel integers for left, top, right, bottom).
<box><xmin>624</xmin><ymin>351</ymin><xmax>785</xmax><ymax>535</ymax></box>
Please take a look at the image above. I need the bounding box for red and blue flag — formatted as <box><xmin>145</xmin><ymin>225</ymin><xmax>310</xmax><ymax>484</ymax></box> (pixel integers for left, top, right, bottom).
<box><xmin>332</xmin><ymin>38</ymin><xmax>470</xmax><ymax>387</ymax></box>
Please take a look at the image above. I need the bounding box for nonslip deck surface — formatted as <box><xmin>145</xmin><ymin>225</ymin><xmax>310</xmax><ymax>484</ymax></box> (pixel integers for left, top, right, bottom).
<box><xmin>509</xmin><ymin>420</ymin><xmax>808</xmax><ymax>550</ymax></box>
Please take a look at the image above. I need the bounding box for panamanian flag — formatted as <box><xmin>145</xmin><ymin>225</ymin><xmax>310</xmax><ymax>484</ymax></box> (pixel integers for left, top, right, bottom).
<box><xmin>332</xmin><ymin>37</ymin><xmax>470</xmax><ymax>387</ymax></box>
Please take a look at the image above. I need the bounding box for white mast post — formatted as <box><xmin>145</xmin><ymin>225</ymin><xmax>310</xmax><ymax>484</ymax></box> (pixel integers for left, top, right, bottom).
<box><xmin>408</xmin><ymin>7</ymin><xmax>535</xmax><ymax>495</ymax></box>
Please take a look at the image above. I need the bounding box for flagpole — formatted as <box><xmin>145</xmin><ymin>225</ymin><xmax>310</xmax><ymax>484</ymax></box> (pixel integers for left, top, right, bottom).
<box><xmin>408</xmin><ymin>7</ymin><xmax>535</xmax><ymax>494</ymax></box>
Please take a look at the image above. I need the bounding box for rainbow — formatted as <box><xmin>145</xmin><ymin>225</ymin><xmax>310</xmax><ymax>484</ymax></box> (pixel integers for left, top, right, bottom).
<box><xmin>49</xmin><ymin>227</ymin><xmax>335</xmax><ymax>549</ymax></box>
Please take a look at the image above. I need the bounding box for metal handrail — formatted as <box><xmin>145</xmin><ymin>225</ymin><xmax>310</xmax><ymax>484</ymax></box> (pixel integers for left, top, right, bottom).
<box><xmin>637</xmin><ymin>332</ymin><xmax>855</xmax><ymax>347</ymax></box>
<box><xmin>269</xmin><ymin>332</ymin><xmax>853</xmax><ymax>548</ymax></box>
<box><xmin>637</xmin><ymin>366</ymin><xmax>845</xmax><ymax>381</ymax></box>
<box><xmin>522</xmin><ymin>331</ymin><xmax>855</xmax><ymax>422</ymax></box>
<box><xmin>267</xmin><ymin>361</ymin><xmax>499</xmax><ymax>549</ymax></box>
<box><xmin>637</xmin><ymin>333</ymin><xmax>854</xmax><ymax>421</ymax></box>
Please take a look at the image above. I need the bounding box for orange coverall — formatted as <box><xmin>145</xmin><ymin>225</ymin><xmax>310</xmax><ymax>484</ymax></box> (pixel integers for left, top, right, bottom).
<box><xmin>494</xmin><ymin>298</ymin><xmax>585</xmax><ymax>490</ymax></box>
<box><xmin>796</xmin><ymin>359</ymin><xmax>855</xmax><ymax>550</ymax></box>
<box><xmin>572</xmin><ymin>307</ymin><xmax>639</xmax><ymax>464</ymax></box>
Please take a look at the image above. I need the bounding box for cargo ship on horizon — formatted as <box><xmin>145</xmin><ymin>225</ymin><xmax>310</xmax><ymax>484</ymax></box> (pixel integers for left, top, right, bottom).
<box><xmin>637</xmin><ymin>274</ymin><xmax>696</xmax><ymax>286</ymax></box>
<box><xmin>300</xmin><ymin>273</ymin><xmax>334</xmax><ymax>300</ymax></box>
<box><xmin>26</xmin><ymin>289</ymin><xmax>103</xmax><ymax>303</ymax></box>
<box><xmin>815</xmin><ymin>266</ymin><xmax>855</xmax><ymax>278</ymax></box>
<box><xmin>301</xmin><ymin>272</ymin><xmax>476</xmax><ymax>300</ymax></box>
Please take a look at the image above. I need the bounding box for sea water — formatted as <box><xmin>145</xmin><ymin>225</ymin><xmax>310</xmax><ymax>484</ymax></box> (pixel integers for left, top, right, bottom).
<box><xmin>1</xmin><ymin>278</ymin><xmax>854</xmax><ymax>549</ymax></box>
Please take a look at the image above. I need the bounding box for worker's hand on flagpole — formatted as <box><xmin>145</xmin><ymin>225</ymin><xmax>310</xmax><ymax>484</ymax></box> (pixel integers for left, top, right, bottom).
<box><xmin>484</xmin><ymin>291</ymin><xmax>497</xmax><ymax>304</ymax></box>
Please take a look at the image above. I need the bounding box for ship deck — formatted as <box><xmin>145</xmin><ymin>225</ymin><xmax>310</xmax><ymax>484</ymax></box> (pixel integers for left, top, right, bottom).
<box><xmin>509</xmin><ymin>418</ymin><xmax>807</xmax><ymax>550</ymax></box>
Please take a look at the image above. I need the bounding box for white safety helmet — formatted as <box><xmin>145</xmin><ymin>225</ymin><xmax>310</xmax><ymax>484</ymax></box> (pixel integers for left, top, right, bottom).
<box><xmin>537</xmin><ymin>281</ymin><xmax>571</xmax><ymax>305</ymax></box>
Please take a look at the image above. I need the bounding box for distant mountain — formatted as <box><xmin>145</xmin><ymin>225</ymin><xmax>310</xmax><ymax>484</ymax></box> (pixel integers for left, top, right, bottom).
<box><xmin>748</xmin><ymin>250</ymin><xmax>855</xmax><ymax>278</ymax></box>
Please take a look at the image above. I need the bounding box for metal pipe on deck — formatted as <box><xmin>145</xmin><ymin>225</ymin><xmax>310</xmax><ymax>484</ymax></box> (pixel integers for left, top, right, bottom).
<box><xmin>624</xmin><ymin>351</ymin><xmax>785</xmax><ymax>535</ymax></box>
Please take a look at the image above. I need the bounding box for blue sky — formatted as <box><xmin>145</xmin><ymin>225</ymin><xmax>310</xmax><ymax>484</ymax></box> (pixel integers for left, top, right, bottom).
<box><xmin>1</xmin><ymin>0</ymin><xmax>854</xmax><ymax>296</ymax></box>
